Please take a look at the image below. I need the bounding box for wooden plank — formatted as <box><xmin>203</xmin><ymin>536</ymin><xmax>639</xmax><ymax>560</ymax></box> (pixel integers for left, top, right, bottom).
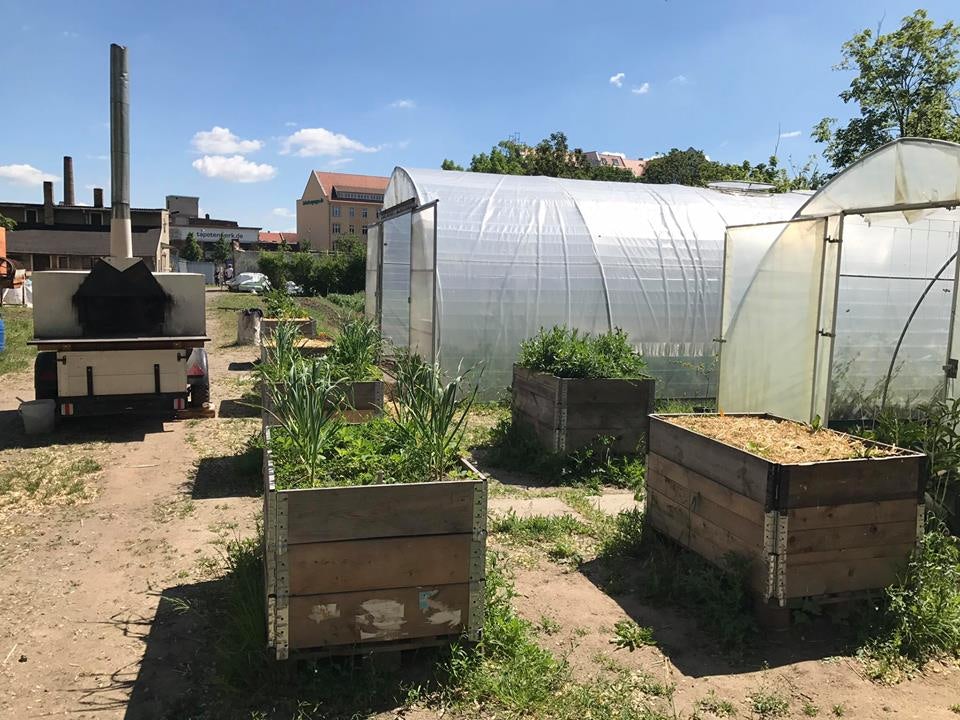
<box><xmin>647</xmin><ymin>469</ymin><xmax>764</xmax><ymax>550</ymax></box>
<box><xmin>288</xmin><ymin>534</ymin><xmax>473</xmax><ymax>595</ymax></box>
<box><xmin>647</xmin><ymin>453</ymin><xmax>766</xmax><ymax>525</ymax></box>
<box><xmin>512</xmin><ymin>408</ymin><xmax>558</xmax><ymax>451</ymax></box>
<box><xmin>647</xmin><ymin>489</ymin><xmax>768</xmax><ymax>594</ymax></box>
<box><xmin>785</xmin><ymin>556</ymin><xmax>905</xmax><ymax>598</ymax></box>
<box><xmin>564</xmin><ymin>377</ymin><xmax>655</xmax><ymax>406</ymax></box>
<box><xmin>512</xmin><ymin>390</ymin><xmax>556</xmax><ymax>427</ymax></box>
<box><xmin>284</xmin><ymin>480</ymin><xmax>477</xmax><ymax>545</ymax></box>
<box><xmin>648</xmin><ymin>416</ymin><xmax>771</xmax><ymax>505</ymax></box>
<box><xmin>783</xmin><ymin>455</ymin><xmax>923</xmax><ymax>509</ymax></box>
<box><xmin>289</xmin><ymin>582</ymin><xmax>471</xmax><ymax>650</ymax></box>
<box><xmin>788</xmin><ymin>498</ymin><xmax>918</xmax><ymax>531</ymax></box>
<box><xmin>512</xmin><ymin>365</ymin><xmax>560</xmax><ymax>400</ymax></box>
<box><xmin>786</xmin><ymin>520</ymin><xmax>917</xmax><ymax>554</ymax></box>
<box><xmin>787</xmin><ymin>542</ymin><xmax>915</xmax><ymax>567</ymax></box>
<box><xmin>345</xmin><ymin>380</ymin><xmax>384</xmax><ymax>412</ymax></box>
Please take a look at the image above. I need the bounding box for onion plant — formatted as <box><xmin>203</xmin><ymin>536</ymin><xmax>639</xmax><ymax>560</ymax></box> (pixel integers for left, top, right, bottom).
<box><xmin>391</xmin><ymin>352</ymin><xmax>479</xmax><ymax>481</ymax></box>
<box><xmin>268</xmin><ymin>358</ymin><xmax>344</xmax><ymax>487</ymax></box>
<box><xmin>328</xmin><ymin>318</ymin><xmax>382</xmax><ymax>383</ymax></box>
<box><xmin>256</xmin><ymin>320</ymin><xmax>303</xmax><ymax>388</ymax></box>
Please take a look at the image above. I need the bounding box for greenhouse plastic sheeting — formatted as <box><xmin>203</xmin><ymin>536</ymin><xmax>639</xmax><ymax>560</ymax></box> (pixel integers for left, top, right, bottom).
<box><xmin>409</xmin><ymin>203</ymin><xmax>437</xmax><ymax>359</ymax></box>
<box><xmin>830</xmin><ymin>211</ymin><xmax>960</xmax><ymax>417</ymax></box>
<box><xmin>378</xmin><ymin>168</ymin><xmax>808</xmax><ymax>397</ymax></box>
<box><xmin>798</xmin><ymin>138</ymin><xmax>960</xmax><ymax>220</ymax></box>
<box><xmin>718</xmin><ymin>219</ymin><xmax>829</xmax><ymax>421</ymax></box>
<box><xmin>380</xmin><ymin>213</ymin><xmax>411</xmax><ymax>348</ymax></box>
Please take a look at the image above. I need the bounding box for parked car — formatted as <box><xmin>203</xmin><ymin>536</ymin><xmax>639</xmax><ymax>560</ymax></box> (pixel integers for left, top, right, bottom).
<box><xmin>227</xmin><ymin>272</ymin><xmax>271</xmax><ymax>293</ymax></box>
<box><xmin>285</xmin><ymin>281</ymin><xmax>304</xmax><ymax>296</ymax></box>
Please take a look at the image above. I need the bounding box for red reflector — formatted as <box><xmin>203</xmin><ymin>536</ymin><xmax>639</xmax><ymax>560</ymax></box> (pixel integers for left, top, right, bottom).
<box><xmin>174</xmin><ymin>398</ymin><xmax>186</xmax><ymax>410</ymax></box>
<box><xmin>61</xmin><ymin>403</ymin><xmax>73</xmax><ymax>416</ymax></box>
<box><xmin>187</xmin><ymin>365</ymin><xmax>204</xmax><ymax>377</ymax></box>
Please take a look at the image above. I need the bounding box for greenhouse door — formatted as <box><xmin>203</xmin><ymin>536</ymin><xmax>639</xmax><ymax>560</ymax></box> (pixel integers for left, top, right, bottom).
<box><xmin>379</xmin><ymin>210</ymin><xmax>413</xmax><ymax>349</ymax></box>
<box><xmin>364</xmin><ymin>224</ymin><xmax>380</xmax><ymax>321</ymax></box>
<box><xmin>718</xmin><ymin>217</ymin><xmax>836</xmax><ymax>423</ymax></box>
<box><xmin>409</xmin><ymin>201</ymin><xmax>438</xmax><ymax>360</ymax></box>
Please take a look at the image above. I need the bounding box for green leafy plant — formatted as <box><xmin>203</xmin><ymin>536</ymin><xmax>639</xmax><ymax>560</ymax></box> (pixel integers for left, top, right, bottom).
<box><xmin>327</xmin><ymin>318</ymin><xmax>382</xmax><ymax>383</ymax></box>
<box><xmin>748</xmin><ymin>689</ymin><xmax>789</xmax><ymax>718</ymax></box>
<box><xmin>802</xmin><ymin>701</ymin><xmax>821</xmax><ymax>716</ymax></box>
<box><xmin>517</xmin><ymin>325</ymin><xmax>649</xmax><ymax>379</ymax></box>
<box><xmin>327</xmin><ymin>292</ymin><xmax>365</xmax><ymax>314</ymax></box>
<box><xmin>696</xmin><ymin>691</ymin><xmax>737</xmax><ymax>717</ymax></box>
<box><xmin>263</xmin><ymin>289</ymin><xmax>300</xmax><ymax>320</ymax></box>
<box><xmin>859</xmin><ymin>523</ymin><xmax>960</xmax><ymax>683</ymax></box>
<box><xmin>256</xmin><ymin>320</ymin><xmax>304</xmax><ymax>389</ymax></box>
<box><xmin>610</xmin><ymin>619</ymin><xmax>656</xmax><ymax>651</ymax></box>
<box><xmin>268</xmin><ymin>360</ymin><xmax>344</xmax><ymax>487</ymax></box>
<box><xmin>391</xmin><ymin>353</ymin><xmax>479</xmax><ymax>481</ymax></box>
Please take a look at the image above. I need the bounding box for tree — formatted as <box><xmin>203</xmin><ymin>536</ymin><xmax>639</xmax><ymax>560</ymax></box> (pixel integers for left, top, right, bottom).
<box><xmin>441</xmin><ymin>159</ymin><xmax>464</xmax><ymax>171</ymax></box>
<box><xmin>211</xmin><ymin>235</ymin><xmax>230</xmax><ymax>265</ymax></box>
<box><xmin>0</xmin><ymin>213</ymin><xmax>16</xmax><ymax>231</ymax></box>
<box><xmin>814</xmin><ymin>9</ymin><xmax>960</xmax><ymax>169</ymax></box>
<box><xmin>180</xmin><ymin>232</ymin><xmax>202</xmax><ymax>262</ymax></box>
<box><xmin>642</xmin><ymin>148</ymin><xmax>716</xmax><ymax>186</ymax></box>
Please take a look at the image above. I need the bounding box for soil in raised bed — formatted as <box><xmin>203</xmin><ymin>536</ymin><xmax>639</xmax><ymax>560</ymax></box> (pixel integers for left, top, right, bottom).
<box><xmin>663</xmin><ymin>415</ymin><xmax>899</xmax><ymax>464</ymax></box>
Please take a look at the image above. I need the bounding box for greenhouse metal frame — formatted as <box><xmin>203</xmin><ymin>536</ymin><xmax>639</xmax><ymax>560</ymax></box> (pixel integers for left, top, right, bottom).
<box><xmin>717</xmin><ymin>138</ymin><xmax>960</xmax><ymax>424</ymax></box>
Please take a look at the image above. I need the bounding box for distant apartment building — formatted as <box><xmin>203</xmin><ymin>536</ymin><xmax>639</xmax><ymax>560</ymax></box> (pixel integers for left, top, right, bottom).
<box><xmin>296</xmin><ymin>171</ymin><xmax>389</xmax><ymax>251</ymax></box>
<box><xmin>165</xmin><ymin>195</ymin><xmax>261</xmax><ymax>257</ymax></box>
<box><xmin>583</xmin><ymin>151</ymin><xmax>648</xmax><ymax>178</ymax></box>
<box><xmin>0</xmin><ymin>156</ymin><xmax>171</xmax><ymax>271</ymax></box>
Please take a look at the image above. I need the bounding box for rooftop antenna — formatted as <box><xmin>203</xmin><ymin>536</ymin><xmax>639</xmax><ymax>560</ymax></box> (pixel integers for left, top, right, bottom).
<box><xmin>109</xmin><ymin>43</ymin><xmax>134</xmax><ymax>264</ymax></box>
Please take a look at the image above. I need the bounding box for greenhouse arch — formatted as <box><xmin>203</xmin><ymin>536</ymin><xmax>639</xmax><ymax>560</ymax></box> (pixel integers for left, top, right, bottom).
<box><xmin>718</xmin><ymin>138</ymin><xmax>960</xmax><ymax>424</ymax></box>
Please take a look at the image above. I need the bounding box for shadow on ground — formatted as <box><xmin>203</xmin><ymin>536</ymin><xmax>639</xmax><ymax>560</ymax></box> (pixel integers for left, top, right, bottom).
<box><xmin>0</xmin><ymin>409</ymin><xmax>169</xmax><ymax>450</ymax></box>
<box><xmin>218</xmin><ymin>398</ymin><xmax>260</xmax><ymax>418</ymax></box>
<box><xmin>189</xmin><ymin>448</ymin><xmax>262</xmax><ymax>498</ymax></box>
<box><xmin>578</xmin><ymin>542</ymin><xmax>853</xmax><ymax>677</ymax></box>
<box><xmin>75</xmin><ymin>576</ymin><xmax>445</xmax><ymax>718</ymax></box>
<box><xmin>228</xmin><ymin>361</ymin><xmax>257</xmax><ymax>372</ymax></box>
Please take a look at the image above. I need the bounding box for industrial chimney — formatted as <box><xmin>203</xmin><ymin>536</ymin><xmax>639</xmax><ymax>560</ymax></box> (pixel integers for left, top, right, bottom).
<box><xmin>43</xmin><ymin>181</ymin><xmax>55</xmax><ymax>224</ymax></box>
<box><xmin>109</xmin><ymin>43</ymin><xmax>133</xmax><ymax>260</ymax></box>
<box><xmin>63</xmin><ymin>156</ymin><xmax>75</xmax><ymax>206</ymax></box>
<box><xmin>93</xmin><ymin>187</ymin><xmax>104</xmax><ymax>208</ymax></box>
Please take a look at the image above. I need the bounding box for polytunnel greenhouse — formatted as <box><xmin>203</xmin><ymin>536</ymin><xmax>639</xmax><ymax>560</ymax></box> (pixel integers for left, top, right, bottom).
<box><xmin>366</xmin><ymin>168</ymin><xmax>809</xmax><ymax>397</ymax></box>
<box><xmin>718</xmin><ymin>138</ymin><xmax>960</xmax><ymax>425</ymax></box>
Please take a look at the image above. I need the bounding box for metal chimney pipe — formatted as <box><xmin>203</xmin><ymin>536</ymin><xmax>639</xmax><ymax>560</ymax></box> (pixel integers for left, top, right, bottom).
<box><xmin>63</xmin><ymin>156</ymin><xmax>75</xmax><ymax>206</ymax></box>
<box><xmin>109</xmin><ymin>43</ymin><xmax>132</xmax><ymax>259</ymax></box>
<box><xmin>93</xmin><ymin>187</ymin><xmax>104</xmax><ymax>208</ymax></box>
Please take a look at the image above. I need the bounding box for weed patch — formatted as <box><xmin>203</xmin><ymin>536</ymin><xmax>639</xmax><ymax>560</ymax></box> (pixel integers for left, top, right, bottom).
<box><xmin>0</xmin><ymin>449</ymin><xmax>101</xmax><ymax>509</ymax></box>
<box><xmin>748</xmin><ymin>688</ymin><xmax>790</xmax><ymax>718</ymax></box>
<box><xmin>611</xmin><ymin>619</ymin><xmax>656</xmax><ymax>651</ymax></box>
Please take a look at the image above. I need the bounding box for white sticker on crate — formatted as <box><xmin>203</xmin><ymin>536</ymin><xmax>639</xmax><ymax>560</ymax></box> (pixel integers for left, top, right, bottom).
<box><xmin>420</xmin><ymin>589</ymin><xmax>462</xmax><ymax>628</ymax></box>
<box><xmin>357</xmin><ymin>599</ymin><xmax>406</xmax><ymax>640</ymax></box>
<box><xmin>308</xmin><ymin>603</ymin><xmax>340</xmax><ymax>623</ymax></box>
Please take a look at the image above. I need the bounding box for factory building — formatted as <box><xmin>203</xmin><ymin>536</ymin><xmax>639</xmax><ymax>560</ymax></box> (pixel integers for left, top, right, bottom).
<box><xmin>0</xmin><ymin>156</ymin><xmax>170</xmax><ymax>271</ymax></box>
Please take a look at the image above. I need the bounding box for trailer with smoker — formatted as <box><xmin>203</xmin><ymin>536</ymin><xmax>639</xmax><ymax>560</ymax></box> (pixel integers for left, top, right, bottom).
<box><xmin>27</xmin><ymin>44</ymin><xmax>210</xmax><ymax>418</ymax></box>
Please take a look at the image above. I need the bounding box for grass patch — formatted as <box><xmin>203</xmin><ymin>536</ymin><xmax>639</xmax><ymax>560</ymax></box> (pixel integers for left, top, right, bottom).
<box><xmin>327</xmin><ymin>291</ymin><xmax>365</xmax><ymax>314</ymax></box>
<box><xmin>747</xmin><ymin>688</ymin><xmax>790</xmax><ymax>718</ymax></box>
<box><xmin>0</xmin><ymin>449</ymin><xmax>101</xmax><ymax>509</ymax></box>
<box><xmin>477</xmin><ymin>416</ymin><xmax>646</xmax><ymax>492</ymax></box>
<box><xmin>696</xmin><ymin>691</ymin><xmax>736</xmax><ymax>717</ymax></box>
<box><xmin>802</xmin><ymin>701</ymin><xmax>820</xmax><ymax>716</ymax></box>
<box><xmin>610</xmin><ymin>619</ymin><xmax>656</xmax><ymax>651</ymax></box>
<box><xmin>858</xmin><ymin>523</ymin><xmax>960</xmax><ymax>683</ymax></box>
<box><xmin>0</xmin><ymin>305</ymin><xmax>36</xmax><ymax>376</ymax></box>
<box><xmin>491</xmin><ymin>510</ymin><xmax>591</xmax><ymax>543</ymax></box>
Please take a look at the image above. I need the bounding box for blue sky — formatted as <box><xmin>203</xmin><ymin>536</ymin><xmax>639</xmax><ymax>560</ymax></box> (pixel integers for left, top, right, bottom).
<box><xmin>0</xmin><ymin>1</ymin><xmax>956</xmax><ymax>232</ymax></box>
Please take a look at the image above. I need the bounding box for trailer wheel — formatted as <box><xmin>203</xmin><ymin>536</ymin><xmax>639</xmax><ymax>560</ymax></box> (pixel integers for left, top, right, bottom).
<box><xmin>190</xmin><ymin>381</ymin><xmax>210</xmax><ymax>408</ymax></box>
<box><xmin>34</xmin><ymin>352</ymin><xmax>58</xmax><ymax>400</ymax></box>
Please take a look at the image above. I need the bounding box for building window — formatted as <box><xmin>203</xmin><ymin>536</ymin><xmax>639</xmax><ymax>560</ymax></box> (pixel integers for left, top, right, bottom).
<box><xmin>332</xmin><ymin>206</ymin><xmax>341</xmax><ymax>217</ymax></box>
<box><xmin>361</xmin><ymin>209</ymin><xmax>368</xmax><ymax>219</ymax></box>
<box><xmin>348</xmin><ymin>207</ymin><xmax>355</xmax><ymax>218</ymax></box>
<box><xmin>332</xmin><ymin>223</ymin><xmax>341</xmax><ymax>234</ymax></box>
<box><xmin>26</xmin><ymin>209</ymin><xmax>38</xmax><ymax>223</ymax></box>
<box><xmin>89</xmin><ymin>212</ymin><xmax>103</xmax><ymax>226</ymax></box>
<box><xmin>348</xmin><ymin>225</ymin><xmax>355</xmax><ymax>234</ymax></box>
<box><xmin>362</xmin><ymin>225</ymin><xmax>368</xmax><ymax>235</ymax></box>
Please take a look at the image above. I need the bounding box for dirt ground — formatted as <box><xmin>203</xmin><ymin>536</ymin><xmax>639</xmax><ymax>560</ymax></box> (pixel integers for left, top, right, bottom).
<box><xmin>0</xmin><ymin>290</ymin><xmax>957</xmax><ymax>719</ymax></box>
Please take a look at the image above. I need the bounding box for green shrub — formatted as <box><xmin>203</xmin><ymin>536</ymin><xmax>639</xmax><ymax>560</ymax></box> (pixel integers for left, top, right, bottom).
<box><xmin>517</xmin><ymin>325</ymin><xmax>649</xmax><ymax>379</ymax></box>
<box><xmin>257</xmin><ymin>242</ymin><xmax>366</xmax><ymax>298</ymax></box>
<box><xmin>327</xmin><ymin>292</ymin><xmax>365</xmax><ymax>314</ymax></box>
<box><xmin>263</xmin><ymin>289</ymin><xmax>300</xmax><ymax>319</ymax></box>
<box><xmin>860</xmin><ymin>524</ymin><xmax>960</xmax><ymax>682</ymax></box>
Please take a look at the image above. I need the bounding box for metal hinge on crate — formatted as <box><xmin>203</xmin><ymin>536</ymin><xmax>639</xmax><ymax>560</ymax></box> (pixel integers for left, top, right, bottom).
<box><xmin>275</xmin><ymin>493</ymin><xmax>290</xmax><ymax>660</ymax></box>
<box><xmin>776</xmin><ymin>514</ymin><xmax>789</xmax><ymax>606</ymax></box>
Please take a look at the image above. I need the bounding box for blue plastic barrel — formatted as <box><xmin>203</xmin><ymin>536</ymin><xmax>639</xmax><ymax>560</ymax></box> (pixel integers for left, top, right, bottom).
<box><xmin>0</xmin><ymin>315</ymin><xmax>5</xmax><ymax>353</ymax></box>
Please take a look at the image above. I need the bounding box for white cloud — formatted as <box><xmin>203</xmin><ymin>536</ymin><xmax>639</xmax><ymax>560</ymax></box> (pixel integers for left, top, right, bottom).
<box><xmin>779</xmin><ymin>130</ymin><xmax>802</xmax><ymax>139</ymax></box>
<box><xmin>670</xmin><ymin>74</ymin><xmax>689</xmax><ymax>85</ymax></box>
<box><xmin>62</xmin><ymin>30</ymin><xmax>79</xmax><ymax>38</ymax></box>
<box><xmin>284</xmin><ymin>121</ymin><xmax>298</xmax><ymax>127</ymax></box>
<box><xmin>272</xmin><ymin>207</ymin><xmax>295</xmax><ymax>218</ymax></box>
<box><xmin>0</xmin><ymin>163</ymin><xmax>59</xmax><ymax>186</ymax></box>
<box><xmin>191</xmin><ymin>126</ymin><xmax>263</xmax><ymax>155</ymax></box>
<box><xmin>327</xmin><ymin>157</ymin><xmax>354</xmax><ymax>167</ymax></box>
<box><xmin>191</xmin><ymin>155</ymin><xmax>277</xmax><ymax>183</ymax></box>
<box><xmin>631</xmin><ymin>82</ymin><xmax>651</xmax><ymax>95</ymax></box>
<box><xmin>86</xmin><ymin>154</ymin><xmax>109</xmax><ymax>161</ymax></box>
<box><xmin>280</xmin><ymin>128</ymin><xmax>378</xmax><ymax>157</ymax></box>
<box><xmin>609</xmin><ymin>72</ymin><xmax>625</xmax><ymax>87</ymax></box>
<box><xmin>390</xmin><ymin>99</ymin><xmax>416</xmax><ymax>109</ymax></box>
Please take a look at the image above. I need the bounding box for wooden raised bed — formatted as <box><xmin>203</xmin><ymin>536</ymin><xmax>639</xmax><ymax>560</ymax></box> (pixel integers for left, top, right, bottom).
<box><xmin>512</xmin><ymin>364</ymin><xmax>655</xmax><ymax>454</ymax></box>
<box><xmin>263</xmin><ymin>427</ymin><xmax>487</xmax><ymax>659</ymax></box>
<box><xmin>260</xmin><ymin>317</ymin><xmax>317</xmax><ymax>340</ymax></box>
<box><xmin>646</xmin><ymin>413</ymin><xmax>926</xmax><ymax>607</ymax></box>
